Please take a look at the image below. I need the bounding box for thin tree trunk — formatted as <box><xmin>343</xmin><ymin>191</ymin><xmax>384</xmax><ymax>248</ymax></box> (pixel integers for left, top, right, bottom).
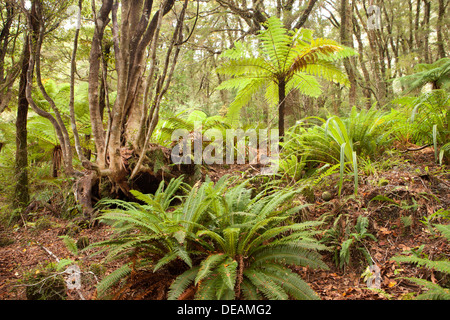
<box><xmin>25</xmin><ymin>0</ymin><xmax>74</xmax><ymax>176</ymax></box>
<box><xmin>340</xmin><ymin>0</ymin><xmax>357</xmax><ymax>107</ymax></box>
<box><xmin>14</xmin><ymin>34</ymin><xmax>30</xmax><ymax>209</ymax></box>
<box><xmin>414</xmin><ymin>0</ymin><xmax>422</xmax><ymax>58</ymax></box>
<box><xmin>88</xmin><ymin>0</ymin><xmax>113</xmax><ymax>171</ymax></box>
<box><xmin>69</xmin><ymin>0</ymin><xmax>85</xmax><ymax>163</ymax></box>
<box><xmin>353</xmin><ymin>15</ymin><xmax>372</xmax><ymax>108</ymax></box>
<box><xmin>278</xmin><ymin>78</ymin><xmax>286</xmax><ymax>140</ymax></box>
<box><xmin>436</xmin><ymin>0</ymin><xmax>447</xmax><ymax>59</ymax></box>
<box><xmin>356</xmin><ymin>4</ymin><xmax>386</xmax><ymax>106</ymax></box>
<box><xmin>421</xmin><ymin>0</ymin><xmax>431</xmax><ymax>63</ymax></box>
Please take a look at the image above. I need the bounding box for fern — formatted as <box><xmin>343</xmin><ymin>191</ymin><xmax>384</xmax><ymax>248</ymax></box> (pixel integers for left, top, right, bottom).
<box><xmin>195</xmin><ymin>254</ymin><xmax>227</xmax><ymax>285</ymax></box>
<box><xmin>59</xmin><ymin>235</ymin><xmax>78</xmax><ymax>256</ymax></box>
<box><xmin>258</xmin><ymin>263</ymin><xmax>320</xmax><ymax>300</ymax></box>
<box><xmin>216</xmin><ymin>16</ymin><xmax>356</xmax><ymax>132</ymax></box>
<box><xmin>96</xmin><ymin>264</ymin><xmax>132</xmax><ymax>299</ymax></box>
<box><xmin>391</xmin><ymin>223</ymin><xmax>450</xmax><ymax>300</ymax></box>
<box><xmin>91</xmin><ymin>176</ymin><xmax>327</xmax><ymax>300</ymax></box>
<box><xmin>167</xmin><ymin>266</ymin><xmax>199</xmax><ymax>300</ymax></box>
<box><xmin>170</xmin><ymin>182</ymin><xmax>327</xmax><ymax>300</ymax></box>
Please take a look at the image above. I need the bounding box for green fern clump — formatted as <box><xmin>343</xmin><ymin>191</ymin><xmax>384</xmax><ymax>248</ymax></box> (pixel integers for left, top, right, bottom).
<box><xmin>90</xmin><ymin>176</ymin><xmax>328</xmax><ymax>300</ymax></box>
<box><xmin>280</xmin><ymin>107</ymin><xmax>390</xmax><ymax>196</ymax></box>
<box><xmin>321</xmin><ymin>214</ymin><xmax>377</xmax><ymax>270</ymax></box>
<box><xmin>386</xmin><ymin>90</ymin><xmax>449</xmax><ymax>163</ymax></box>
<box><xmin>392</xmin><ymin>224</ymin><xmax>450</xmax><ymax>300</ymax></box>
<box><xmin>168</xmin><ymin>181</ymin><xmax>329</xmax><ymax>300</ymax></box>
<box><xmin>155</xmin><ymin>109</ymin><xmax>231</xmax><ymax>147</ymax></box>
<box><xmin>89</xmin><ymin>175</ymin><xmax>232</xmax><ymax>298</ymax></box>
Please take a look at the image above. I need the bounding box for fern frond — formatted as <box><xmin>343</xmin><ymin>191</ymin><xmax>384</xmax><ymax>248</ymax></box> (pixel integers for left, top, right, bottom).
<box><xmin>259</xmin><ymin>16</ymin><xmax>292</xmax><ymax>70</ymax></box>
<box><xmin>244</xmin><ymin>268</ymin><xmax>289</xmax><ymax>300</ymax></box>
<box><xmin>392</xmin><ymin>255</ymin><xmax>450</xmax><ymax>274</ymax></box>
<box><xmin>96</xmin><ymin>264</ymin><xmax>132</xmax><ymax>299</ymax></box>
<box><xmin>402</xmin><ymin>277</ymin><xmax>450</xmax><ymax>300</ymax></box>
<box><xmin>435</xmin><ymin>224</ymin><xmax>450</xmax><ymax>241</ymax></box>
<box><xmin>218</xmin><ymin>257</ymin><xmax>238</xmax><ymax>291</ymax></box>
<box><xmin>195</xmin><ymin>253</ymin><xmax>227</xmax><ymax>285</ymax></box>
<box><xmin>260</xmin><ymin>263</ymin><xmax>320</xmax><ymax>300</ymax></box>
<box><xmin>168</xmin><ymin>266</ymin><xmax>199</xmax><ymax>300</ymax></box>
<box><xmin>251</xmin><ymin>244</ymin><xmax>328</xmax><ymax>270</ymax></box>
<box><xmin>59</xmin><ymin>235</ymin><xmax>78</xmax><ymax>256</ymax></box>
<box><xmin>240</xmin><ymin>278</ymin><xmax>262</xmax><ymax>300</ymax></box>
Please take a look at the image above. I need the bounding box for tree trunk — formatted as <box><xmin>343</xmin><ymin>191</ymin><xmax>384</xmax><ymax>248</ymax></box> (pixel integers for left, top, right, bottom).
<box><xmin>25</xmin><ymin>0</ymin><xmax>74</xmax><ymax>176</ymax></box>
<box><xmin>353</xmin><ymin>15</ymin><xmax>372</xmax><ymax>108</ymax></box>
<box><xmin>278</xmin><ymin>78</ymin><xmax>286</xmax><ymax>140</ymax></box>
<box><xmin>356</xmin><ymin>3</ymin><xmax>387</xmax><ymax>106</ymax></box>
<box><xmin>421</xmin><ymin>0</ymin><xmax>431</xmax><ymax>63</ymax></box>
<box><xmin>436</xmin><ymin>0</ymin><xmax>447</xmax><ymax>59</ymax></box>
<box><xmin>14</xmin><ymin>35</ymin><xmax>30</xmax><ymax>209</ymax></box>
<box><xmin>69</xmin><ymin>0</ymin><xmax>85</xmax><ymax>163</ymax></box>
<box><xmin>340</xmin><ymin>0</ymin><xmax>357</xmax><ymax>107</ymax></box>
<box><xmin>88</xmin><ymin>0</ymin><xmax>113</xmax><ymax>171</ymax></box>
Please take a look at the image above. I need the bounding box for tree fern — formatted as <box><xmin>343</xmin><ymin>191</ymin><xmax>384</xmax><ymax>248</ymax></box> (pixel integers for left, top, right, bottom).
<box><xmin>216</xmin><ymin>16</ymin><xmax>357</xmax><ymax>135</ymax></box>
<box><xmin>397</xmin><ymin>57</ymin><xmax>450</xmax><ymax>92</ymax></box>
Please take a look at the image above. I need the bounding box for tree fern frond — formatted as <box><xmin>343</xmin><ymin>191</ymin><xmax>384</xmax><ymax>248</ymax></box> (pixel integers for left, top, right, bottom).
<box><xmin>259</xmin><ymin>16</ymin><xmax>292</xmax><ymax>70</ymax></box>
<box><xmin>288</xmin><ymin>72</ymin><xmax>323</xmax><ymax>97</ymax></box>
<box><xmin>223</xmin><ymin>77</ymin><xmax>269</xmax><ymax>125</ymax></box>
<box><xmin>216</xmin><ymin>57</ymin><xmax>275</xmax><ymax>78</ymax></box>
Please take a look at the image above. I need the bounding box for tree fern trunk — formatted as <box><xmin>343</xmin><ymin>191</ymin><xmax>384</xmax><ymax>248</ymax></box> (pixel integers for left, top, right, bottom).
<box><xmin>278</xmin><ymin>78</ymin><xmax>286</xmax><ymax>140</ymax></box>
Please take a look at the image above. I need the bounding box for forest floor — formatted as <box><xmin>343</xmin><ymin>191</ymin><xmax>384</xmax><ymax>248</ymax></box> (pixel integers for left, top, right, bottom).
<box><xmin>0</xmin><ymin>146</ymin><xmax>449</xmax><ymax>300</ymax></box>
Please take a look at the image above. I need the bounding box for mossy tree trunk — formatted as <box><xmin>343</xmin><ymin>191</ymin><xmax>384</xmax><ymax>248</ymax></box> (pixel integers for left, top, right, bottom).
<box><xmin>14</xmin><ymin>34</ymin><xmax>30</xmax><ymax>209</ymax></box>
